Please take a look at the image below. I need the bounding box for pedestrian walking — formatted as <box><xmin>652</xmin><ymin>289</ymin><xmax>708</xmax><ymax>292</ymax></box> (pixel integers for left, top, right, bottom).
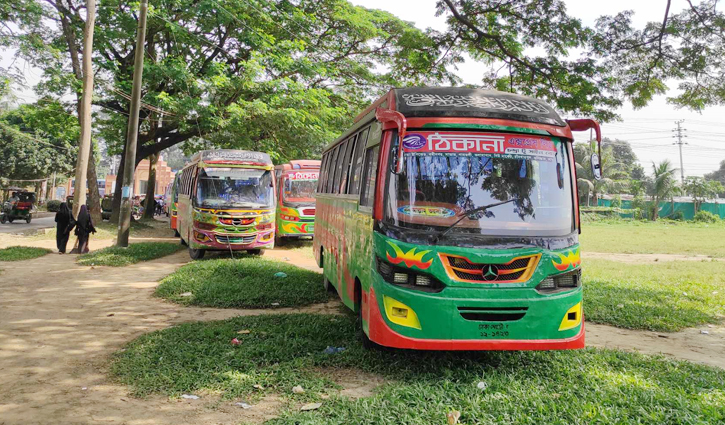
<box><xmin>55</xmin><ymin>202</ymin><xmax>75</xmax><ymax>254</ymax></box>
<box><xmin>70</xmin><ymin>205</ymin><xmax>96</xmax><ymax>254</ymax></box>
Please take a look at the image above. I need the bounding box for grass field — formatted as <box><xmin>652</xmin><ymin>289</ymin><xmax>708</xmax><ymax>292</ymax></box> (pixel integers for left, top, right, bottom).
<box><xmin>0</xmin><ymin>246</ymin><xmax>52</xmax><ymax>261</ymax></box>
<box><xmin>155</xmin><ymin>257</ymin><xmax>329</xmax><ymax>308</ymax></box>
<box><xmin>112</xmin><ymin>314</ymin><xmax>725</xmax><ymax>424</ymax></box>
<box><xmin>580</xmin><ymin>220</ymin><xmax>725</xmax><ymax>257</ymax></box>
<box><xmin>77</xmin><ymin>242</ymin><xmax>184</xmax><ymax>267</ymax></box>
<box><xmin>583</xmin><ymin>259</ymin><xmax>725</xmax><ymax>331</ymax></box>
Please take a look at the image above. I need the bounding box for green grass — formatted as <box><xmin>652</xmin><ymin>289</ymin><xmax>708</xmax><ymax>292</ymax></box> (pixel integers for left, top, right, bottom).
<box><xmin>580</xmin><ymin>220</ymin><xmax>725</xmax><ymax>257</ymax></box>
<box><xmin>112</xmin><ymin>314</ymin><xmax>725</xmax><ymax>424</ymax></box>
<box><xmin>0</xmin><ymin>246</ymin><xmax>52</xmax><ymax>261</ymax></box>
<box><xmin>77</xmin><ymin>242</ymin><xmax>183</xmax><ymax>266</ymax></box>
<box><xmin>155</xmin><ymin>257</ymin><xmax>329</xmax><ymax>308</ymax></box>
<box><xmin>584</xmin><ymin>259</ymin><xmax>725</xmax><ymax>331</ymax></box>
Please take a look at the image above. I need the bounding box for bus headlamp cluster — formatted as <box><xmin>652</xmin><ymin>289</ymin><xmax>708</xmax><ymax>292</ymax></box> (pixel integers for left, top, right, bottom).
<box><xmin>281</xmin><ymin>214</ymin><xmax>299</xmax><ymax>222</ymax></box>
<box><xmin>376</xmin><ymin>257</ymin><xmax>443</xmax><ymax>292</ymax></box>
<box><xmin>536</xmin><ymin>269</ymin><xmax>581</xmax><ymax>293</ymax></box>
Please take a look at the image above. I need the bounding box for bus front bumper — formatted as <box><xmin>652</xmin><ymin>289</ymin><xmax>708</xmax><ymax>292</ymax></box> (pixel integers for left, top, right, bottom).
<box><xmin>189</xmin><ymin>229</ymin><xmax>274</xmax><ymax>250</ymax></box>
<box><xmin>363</xmin><ymin>283</ymin><xmax>585</xmax><ymax>351</ymax></box>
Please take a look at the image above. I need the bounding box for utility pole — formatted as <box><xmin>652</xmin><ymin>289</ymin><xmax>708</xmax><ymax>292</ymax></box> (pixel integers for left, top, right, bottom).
<box><xmin>71</xmin><ymin>0</ymin><xmax>97</xmax><ymax>217</ymax></box>
<box><xmin>117</xmin><ymin>0</ymin><xmax>149</xmax><ymax>247</ymax></box>
<box><xmin>672</xmin><ymin>120</ymin><xmax>687</xmax><ymax>184</ymax></box>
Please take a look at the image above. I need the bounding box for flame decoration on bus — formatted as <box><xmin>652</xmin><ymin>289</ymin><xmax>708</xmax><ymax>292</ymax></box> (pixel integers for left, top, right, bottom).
<box><xmin>386</xmin><ymin>241</ymin><xmax>433</xmax><ymax>270</ymax></box>
<box><xmin>552</xmin><ymin>248</ymin><xmax>581</xmax><ymax>272</ymax></box>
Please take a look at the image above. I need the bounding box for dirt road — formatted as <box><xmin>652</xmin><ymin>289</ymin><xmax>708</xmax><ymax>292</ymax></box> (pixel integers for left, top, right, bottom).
<box><xmin>0</xmin><ymin>239</ymin><xmax>722</xmax><ymax>424</ymax></box>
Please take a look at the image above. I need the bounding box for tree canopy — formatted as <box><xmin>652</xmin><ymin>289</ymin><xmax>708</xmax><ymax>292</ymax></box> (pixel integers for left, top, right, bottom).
<box><xmin>0</xmin><ymin>100</ymin><xmax>79</xmax><ymax>181</ymax></box>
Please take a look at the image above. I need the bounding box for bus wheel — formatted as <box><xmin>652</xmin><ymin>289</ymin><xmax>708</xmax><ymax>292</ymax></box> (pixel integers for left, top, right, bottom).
<box><xmin>247</xmin><ymin>249</ymin><xmax>263</xmax><ymax>256</ymax></box>
<box><xmin>274</xmin><ymin>233</ymin><xmax>284</xmax><ymax>246</ymax></box>
<box><xmin>189</xmin><ymin>247</ymin><xmax>205</xmax><ymax>260</ymax></box>
<box><xmin>174</xmin><ymin>229</ymin><xmax>180</xmax><ymax>237</ymax></box>
<box><xmin>357</xmin><ymin>302</ymin><xmax>377</xmax><ymax>350</ymax></box>
<box><xmin>180</xmin><ymin>237</ymin><xmax>187</xmax><ymax>246</ymax></box>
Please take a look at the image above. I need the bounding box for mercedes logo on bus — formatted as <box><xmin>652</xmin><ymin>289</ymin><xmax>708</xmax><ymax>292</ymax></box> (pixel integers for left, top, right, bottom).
<box><xmin>482</xmin><ymin>264</ymin><xmax>499</xmax><ymax>281</ymax></box>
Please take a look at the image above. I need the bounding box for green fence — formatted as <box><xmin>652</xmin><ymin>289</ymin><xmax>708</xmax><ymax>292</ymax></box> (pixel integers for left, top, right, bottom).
<box><xmin>597</xmin><ymin>198</ymin><xmax>725</xmax><ymax>220</ymax></box>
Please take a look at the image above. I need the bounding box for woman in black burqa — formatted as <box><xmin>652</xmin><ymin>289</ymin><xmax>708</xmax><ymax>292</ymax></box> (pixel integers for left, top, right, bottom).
<box><xmin>54</xmin><ymin>202</ymin><xmax>75</xmax><ymax>254</ymax></box>
<box><xmin>70</xmin><ymin>204</ymin><xmax>96</xmax><ymax>254</ymax></box>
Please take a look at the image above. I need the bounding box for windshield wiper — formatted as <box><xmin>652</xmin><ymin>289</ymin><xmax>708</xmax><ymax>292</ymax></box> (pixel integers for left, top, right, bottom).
<box><xmin>432</xmin><ymin>198</ymin><xmax>516</xmax><ymax>244</ymax></box>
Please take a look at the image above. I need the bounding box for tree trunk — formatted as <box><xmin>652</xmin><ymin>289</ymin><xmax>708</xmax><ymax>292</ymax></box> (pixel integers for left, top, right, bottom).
<box><xmin>87</xmin><ymin>148</ymin><xmax>102</xmax><ymax>223</ymax></box>
<box><xmin>143</xmin><ymin>153</ymin><xmax>158</xmax><ymax>219</ymax></box>
<box><xmin>109</xmin><ymin>142</ymin><xmax>126</xmax><ymax>224</ymax></box>
<box><xmin>70</xmin><ymin>0</ymin><xmax>96</xmax><ymax>218</ymax></box>
<box><xmin>652</xmin><ymin>196</ymin><xmax>659</xmax><ymax>220</ymax></box>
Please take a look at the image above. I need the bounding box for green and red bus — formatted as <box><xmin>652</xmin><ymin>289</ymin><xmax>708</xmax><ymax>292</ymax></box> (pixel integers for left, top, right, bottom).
<box><xmin>313</xmin><ymin>87</ymin><xmax>602</xmax><ymax>350</ymax></box>
<box><xmin>274</xmin><ymin>160</ymin><xmax>320</xmax><ymax>243</ymax></box>
<box><xmin>177</xmin><ymin>150</ymin><xmax>276</xmax><ymax>259</ymax></box>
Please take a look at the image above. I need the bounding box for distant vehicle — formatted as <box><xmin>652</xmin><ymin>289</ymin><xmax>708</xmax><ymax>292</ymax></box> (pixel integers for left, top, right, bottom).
<box><xmin>314</xmin><ymin>87</ymin><xmax>603</xmax><ymax>350</ymax></box>
<box><xmin>168</xmin><ymin>173</ymin><xmax>181</xmax><ymax>236</ymax></box>
<box><xmin>1</xmin><ymin>189</ymin><xmax>36</xmax><ymax>224</ymax></box>
<box><xmin>176</xmin><ymin>150</ymin><xmax>276</xmax><ymax>259</ymax></box>
<box><xmin>274</xmin><ymin>160</ymin><xmax>320</xmax><ymax>244</ymax></box>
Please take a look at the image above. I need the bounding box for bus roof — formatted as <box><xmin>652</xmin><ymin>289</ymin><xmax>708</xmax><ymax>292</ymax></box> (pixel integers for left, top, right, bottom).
<box><xmin>355</xmin><ymin>87</ymin><xmax>565</xmax><ymax>127</ymax></box>
<box><xmin>190</xmin><ymin>149</ymin><xmax>272</xmax><ymax>166</ymax></box>
<box><xmin>275</xmin><ymin>160</ymin><xmax>321</xmax><ymax>172</ymax></box>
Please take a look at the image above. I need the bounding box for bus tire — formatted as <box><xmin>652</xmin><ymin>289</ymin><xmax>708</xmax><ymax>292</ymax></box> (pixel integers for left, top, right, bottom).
<box><xmin>274</xmin><ymin>233</ymin><xmax>284</xmax><ymax>246</ymax></box>
<box><xmin>180</xmin><ymin>237</ymin><xmax>187</xmax><ymax>246</ymax></box>
<box><xmin>174</xmin><ymin>229</ymin><xmax>180</xmax><ymax>237</ymax></box>
<box><xmin>355</xmin><ymin>279</ymin><xmax>377</xmax><ymax>349</ymax></box>
<box><xmin>247</xmin><ymin>249</ymin><xmax>263</xmax><ymax>256</ymax></box>
<box><xmin>189</xmin><ymin>247</ymin><xmax>205</xmax><ymax>260</ymax></box>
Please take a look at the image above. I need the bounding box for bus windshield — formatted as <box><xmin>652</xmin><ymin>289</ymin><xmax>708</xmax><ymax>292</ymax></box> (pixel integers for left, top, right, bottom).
<box><xmin>384</xmin><ymin>132</ymin><xmax>574</xmax><ymax>238</ymax></box>
<box><xmin>283</xmin><ymin>171</ymin><xmax>318</xmax><ymax>204</ymax></box>
<box><xmin>195</xmin><ymin>167</ymin><xmax>273</xmax><ymax>209</ymax></box>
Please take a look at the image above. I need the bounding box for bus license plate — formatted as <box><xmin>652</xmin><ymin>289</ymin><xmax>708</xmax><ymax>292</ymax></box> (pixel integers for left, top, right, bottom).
<box><xmin>478</xmin><ymin>323</ymin><xmax>510</xmax><ymax>338</ymax></box>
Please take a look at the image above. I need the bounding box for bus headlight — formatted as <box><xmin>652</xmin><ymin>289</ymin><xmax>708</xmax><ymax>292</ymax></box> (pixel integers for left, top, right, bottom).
<box><xmin>193</xmin><ymin>230</ymin><xmax>211</xmax><ymax>242</ymax></box>
<box><xmin>281</xmin><ymin>214</ymin><xmax>299</xmax><ymax>222</ymax></box>
<box><xmin>376</xmin><ymin>257</ymin><xmax>443</xmax><ymax>292</ymax></box>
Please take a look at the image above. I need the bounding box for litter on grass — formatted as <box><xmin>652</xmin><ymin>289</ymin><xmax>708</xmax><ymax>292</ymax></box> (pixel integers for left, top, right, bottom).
<box><xmin>300</xmin><ymin>402</ymin><xmax>322</xmax><ymax>411</ymax></box>
<box><xmin>476</xmin><ymin>381</ymin><xmax>488</xmax><ymax>391</ymax></box>
<box><xmin>322</xmin><ymin>346</ymin><xmax>346</xmax><ymax>354</ymax></box>
<box><xmin>274</xmin><ymin>272</ymin><xmax>287</xmax><ymax>278</ymax></box>
<box><xmin>292</xmin><ymin>385</ymin><xmax>305</xmax><ymax>394</ymax></box>
<box><xmin>181</xmin><ymin>394</ymin><xmax>199</xmax><ymax>400</ymax></box>
<box><xmin>231</xmin><ymin>338</ymin><xmax>241</xmax><ymax>345</ymax></box>
<box><xmin>235</xmin><ymin>402</ymin><xmax>252</xmax><ymax>409</ymax></box>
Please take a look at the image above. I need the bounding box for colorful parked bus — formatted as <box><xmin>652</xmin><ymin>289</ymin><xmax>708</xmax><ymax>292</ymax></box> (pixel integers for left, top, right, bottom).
<box><xmin>168</xmin><ymin>173</ymin><xmax>181</xmax><ymax>236</ymax></box>
<box><xmin>314</xmin><ymin>87</ymin><xmax>602</xmax><ymax>350</ymax></box>
<box><xmin>274</xmin><ymin>160</ymin><xmax>320</xmax><ymax>243</ymax></box>
<box><xmin>177</xmin><ymin>150</ymin><xmax>276</xmax><ymax>259</ymax></box>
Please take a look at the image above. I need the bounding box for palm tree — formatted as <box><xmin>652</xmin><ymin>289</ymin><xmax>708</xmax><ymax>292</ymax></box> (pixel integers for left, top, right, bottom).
<box><xmin>649</xmin><ymin>160</ymin><xmax>680</xmax><ymax>220</ymax></box>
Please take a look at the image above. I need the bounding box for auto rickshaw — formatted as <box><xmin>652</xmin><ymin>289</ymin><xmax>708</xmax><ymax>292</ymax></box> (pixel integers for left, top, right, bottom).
<box><xmin>1</xmin><ymin>189</ymin><xmax>36</xmax><ymax>224</ymax></box>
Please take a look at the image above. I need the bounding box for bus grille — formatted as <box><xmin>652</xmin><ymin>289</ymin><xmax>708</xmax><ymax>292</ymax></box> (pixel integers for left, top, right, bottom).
<box><xmin>457</xmin><ymin>306</ymin><xmax>528</xmax><ymax>322</ymax></box>
<box><xmin>441</xmin><ymin>254</ymin><xmax>540</xmax><ymax>283</ymax></box>
<box><xmin>216</xmin><ymin>234</ymin><xmax>257</xmax><ymax>245</ymax></box>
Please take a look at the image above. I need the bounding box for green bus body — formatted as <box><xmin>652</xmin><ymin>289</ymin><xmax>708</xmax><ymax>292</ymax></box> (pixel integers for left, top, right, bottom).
<box><xmin>313</xmin><ymin>88</ymin><xmax>594</xmax><ymax>350</ymax></box>
<box><xmin>177</xmin><ymin>150</ymin><xmax>276</xmax><ymax>259</ymax></box>
<box><xmin>274</xmin><ymin>161</ymin><xmax>320</xmax><ymax>240</ymax></box>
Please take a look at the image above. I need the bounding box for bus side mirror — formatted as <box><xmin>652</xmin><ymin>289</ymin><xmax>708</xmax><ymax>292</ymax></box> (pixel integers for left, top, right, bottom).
<box><xmin>590</xmin><ymin>153</ymin><xmax>602</xmax><ymax>180</ymax></box>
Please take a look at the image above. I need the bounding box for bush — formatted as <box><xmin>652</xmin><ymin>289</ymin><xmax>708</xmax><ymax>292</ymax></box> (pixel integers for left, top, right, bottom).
<box><xmin>693</xmin><ymin>210</ymin><xmax>721</xmax><ymax>223</ymax></box>
<box><xmin>46</xmin><ymin>200</ymin><xmax>62</xmax><ymax>212</ymax></box>
<box><xmin>670</xmin><ymin>210</ymin><xmax>685</xmax><ymax>221</ymax></box>
<box><xmin>610</xmin><ymin>195</ymin><xmax>622</xmax><ymax>208</ymax></box>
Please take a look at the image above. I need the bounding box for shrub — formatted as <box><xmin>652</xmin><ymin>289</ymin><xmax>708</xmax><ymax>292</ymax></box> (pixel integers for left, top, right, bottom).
<box><xmin>693</xmin><ymin>210</ymin><xmax>721</xmax><ymax>223</ymax></box>
<box><xmin>670</xmin><ymin>210</ymin><xmax>685</xmax><ymax>221</ymax></box>
<box><xmin>610</xmin><ymin>195</ymin><xmax>622</xmax><ymax>208</ymax></box>
<box><xmin>46</xmin><ymin>200</ymin><xmax>62</xmax><ymax>212</ymax></box>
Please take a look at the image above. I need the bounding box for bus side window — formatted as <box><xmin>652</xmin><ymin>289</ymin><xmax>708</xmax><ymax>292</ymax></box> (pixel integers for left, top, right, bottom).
<box><xmin>338</xmin><ymin>134</ymin><xmax>357</xmax><ymax>193</ymax></box>
<box><xmin>332</xmin><ymin>140</ymin><xmax>349</xmax><ymax>194</ymax></box>
<box><xmin>325</xmin><ymin>146</ymin><xmax>340</xmax><ymax>193</ymax></box>
<box><xmin>318</xmin><ymin>154</ymin><xmax>327</xmax><ymax>193</ymax></box>
<box><xmin>348</xmin><ymin>127</ymin><xmax>369</xmax><ymax>195</ymax></box>
<box><xmin>359</xmin><ymin>145</ymin><xmax>380</xmax><ymax>208</ymax></box>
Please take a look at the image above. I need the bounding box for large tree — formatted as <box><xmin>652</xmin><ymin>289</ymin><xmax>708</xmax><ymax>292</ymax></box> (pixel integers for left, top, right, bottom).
<box><xmin>438</xmin><ymin>0</ymin><xmax>725</xmax><ymax>119</ymax></box>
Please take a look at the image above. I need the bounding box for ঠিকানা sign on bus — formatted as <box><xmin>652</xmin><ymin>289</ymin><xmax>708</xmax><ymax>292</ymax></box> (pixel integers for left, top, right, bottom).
<box><xmin>288</xmin><ymin>171</ymin><xmax>319</xmax><ymax>181</ymax></box>
<box><xmin>402</xmin><ymin>132</ymin><xmax>557</xmax><ymax>160</ymax></box>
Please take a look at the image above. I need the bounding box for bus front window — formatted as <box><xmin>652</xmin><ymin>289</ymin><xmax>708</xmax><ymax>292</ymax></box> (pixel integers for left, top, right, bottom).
<box><xmin>283</xmin><ymin>178</ymin><xmax>317</xmax><ymax>204</ymax></box>
<box><xmin>196</xmin><ymin>168</ymin><xmax>273</xmax><ymax>209</ymax></box>
<box><xmin>384</xmin><ymin>132</ymin><xmax>574</xmax><ymax>239</ymax></box>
